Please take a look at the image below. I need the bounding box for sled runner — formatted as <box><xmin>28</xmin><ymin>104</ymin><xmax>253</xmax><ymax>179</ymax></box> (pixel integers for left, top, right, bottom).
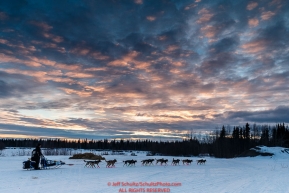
<box><xmin>22</xmin><ymin>157</ymin><xmax>65</xmax><ymax>170</ymax></box>
<box><xmin>40</xmin><ymin>157</ymin><xmax>65</xmax><ymax>169</ymax></box>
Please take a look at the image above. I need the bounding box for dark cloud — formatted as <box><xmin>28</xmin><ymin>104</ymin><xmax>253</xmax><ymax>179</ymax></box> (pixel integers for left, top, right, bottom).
<box><xmin>210</xmin><ymin>36</ymin><xmax>240</xmax><ymax>54</ymax></box>
<box><xmin>226</xmin><ymin>106</ymin><xmax>289</xmax><ymax>123</ymax></box>
<box><xmin>0</xmin><ymin>80</ymin><xmax>10</xmax><ymax>97</ymax></box>
<box><xmin>0</xmin><ymin>123</ymin><xmax>111</xmax><ymax>139</ymax></box>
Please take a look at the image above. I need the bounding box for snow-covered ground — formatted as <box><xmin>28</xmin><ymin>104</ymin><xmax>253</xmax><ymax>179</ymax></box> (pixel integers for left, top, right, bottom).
<box><xmin>0</xmin><ymin>146</ymin><xmax>289</xmax><ymax>193</ymax></box>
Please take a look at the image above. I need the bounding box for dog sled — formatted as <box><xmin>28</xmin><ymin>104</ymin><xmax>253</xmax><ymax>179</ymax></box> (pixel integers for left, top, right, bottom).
<box><xmin>23</xmin><ymin>157</ymin><xmax>65</xmax><ymax>170</ymax></box>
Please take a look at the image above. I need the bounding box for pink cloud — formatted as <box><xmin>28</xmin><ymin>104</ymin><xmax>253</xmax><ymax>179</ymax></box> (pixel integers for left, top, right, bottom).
<box><xmin>198</xmin><ymin>8</ymin><xmax>210</xmax><ymax>14</ymax></box>
<box><xmin>84</xmin><ymin>67</ymin><xmax>107</xmax><ymax>72</ymax></box>
<box><xmin>56</xmin><ymin>63</ymin><xmax>82</xmax><ymax>71</ymax></box>
<box><xmin>146</xmin><ymin>16</ymin><xmax>156</xmax><ymax>21</ymax></box>
<box><xmin>197</xmin><ymin>8</ymin><xmax>214</xmax><ymax>24</ymax></box>
<box><xmin>65</xmin><ymin>72</ymin><xmax>94</xmax><ymax>79</ymax></box>
<box><xmin>70</xmin><ymin>47</ymin><xmax>109</xmax><ymax>60</ymax></box>
<box><xmin>200</xmin><ymin>25</ymin><xmax>217</xmax><ymax>38</ymax></box>
<box><xmin>108</xmin><ymin>51</ymin><xmax>151</xmax><ymax>70</ymax></box>
<box><xmin>0</xmin><ymin>53</ymin><xmax>21</xmax><ymax>63</ymax></box>
<box><xmin>247</xmin><ymin>2</ymin><xmax>258</xmax><ymax>10</ymax></box>
<box><xmin>24</xmin><ymin>61</ymin><xmax>42</xmax><ymax>67</ymax></box>
<box><xmin>158</xmin><ymin>36</ymin><xmax>167</xmax><ymax>41</ymax></box>
<box><xmin>52</xmin><ymin>36</ymin><xmax>64</xmax><ymax>43</ymax></box>
<box><xmin>30</xmin><ymin>21</ymin><xmax>53</xmax><ymax>31</ymax></box>
<box><xmin>163</xmin><ymin>45</ymin><xmax>179</xmax><ymax>54</ymax></box>
<box><xmin>0</xmin><ymin>53</ymin><xmax>42</xmax><ymax>67</ymax></box>
<box><xmin>261</xmin><ymin>11</ymin><xmax>275</xmax><ymax>20</ymax></box>
<box><xmin>184</xmin><ymin>4</ymin><xmax>197</xmax><ymax>10</ymax></box>
<box><xmin>91</xmin><ymin>52</ymin><xmax>109</xmax><ymax>60</ymax></box>
<box><xmin>248</xmin><ymin>18</ymin><xmax>259</xmax><ymax>27</ymax></box>
<box><xmin>43</xmin><ymin>33</ymin><xmax>64</xmax><ymax>43</ymax></box>
<box><xmin>0</xmin><ymin>38</ymin><xmax>9</xmax><ymax>44</ymax></box>
<box><xmin>71</xmin><ymin>47</ymin><xmax>90</xmax><ymax>55</ymax></box>
<box><xmin>60</xmin><ymin>88</ymin><xmax>92</xmax><ymax>97</ymax></box>
<box><xmin>0</xmin><ymin>40</ymin><xmax>35</xmax><ymax>56</ymax></box>
<box><xmin>2</xmin><ymin>67</ymin><xmax>78</xmax><ymax>84</ymax></box>
<box><xmin>28</xmin><ymin>56</ymin><xmax>56</xmax><ymax>66</ymax></box>
<box><xmin>2</xmin><ymin>68</ymin><xmax>47</xmax><ymax>82</ymax></box>
<box><xmin>134</xmin><ymin>0</ymin><xmax>143</xmax><ymax>4</ymax></box>
<box><xmin>241</xmin><ymin>40</ymin><xmax>267</xmax><ymax>54</ymax></box>
<box><xmin>47</xmin><ymin>70</ymin><xmax>63</xmax><ymax>76</ymax></box>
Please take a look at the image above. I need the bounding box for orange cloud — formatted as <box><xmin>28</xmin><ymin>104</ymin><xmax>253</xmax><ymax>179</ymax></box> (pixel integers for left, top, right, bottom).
<box><xmin>56</xmin><ymin>63</ymin><xmax>82</xmax><ymax>71</ymax></box>
<box><xmin>261</xmin><ymin>11</ymin><xmax>275</xmax><ymax>20</ymax></box>
<box><xmin>0</xmin><ymin>53</ymin><xmax>42</xmax><ymax>67</ymax></box>
<box><xmin>84</xmin><ymin>85</ymin><xmax>105</xmax><ymax>92</ymax></box>
<box><xmin>247</xmin><ymin>2</ymin><xmax>258</xmax><ymax>10</ymax></box>
<box><xmin>164</xmin><ymin>45</ymin><xmax>179</xmax><ymax>54</ymax></box>
<box><xmin>3</xmin><ymin>68</ymin><xmax>47</xmax><ymax>82</ymax></box>
<box><xmin>248</xmin><ymin>18</ymin><xmax>259</xmax><ymax>27</ymax></box>
<box><xmin>0</xmin><ymin>53</ymin><xmax>37</xmax><ymax>66</ymax></box>
<box><xmin>28</xmin><ymin>56</ymin><xmax>56</xmax><ymax>66</ymax></box>
<box><xmin>60</xmin><ymin>88</ymin><xmax>92</xmax><ymax>97</ymax></box>
<box><xmin>155</xmin><ymin>57</ymin><xmax>185</xmax><ymax>69</ymax></box>
<box><xmin>2</xmin><ymin>68</ymin><xmax>78</xmax><ymax>84</ymax></box>
<box><xmin>108</xmin><ymin>51</ymin><xmax>150</xmax><ymax>70</ymax></box>
<box><xmin>47</xmin><ymin>70</ymin><xmax>63</xmax><ymax>76</ymax></box>
<box><xmin>48</xmin><ymin>77</ymin><xmax>75</xmax><ymax>84</ymax></box>
<box><xmin>84</xmin><ymin>67</ymin><xmax>107</xmax><ymax>72</ymax></box>
<box><xmin>108</xmin><ymin>59</ymin><xmax>129</xmax><ymax>67</ymax></box>
<box><xmin>0</xmin><ymin>53</ymin><xmax>22</xmax><ymax>63</ymax></box>
<box><xmin>24</xmin><ymin>61</ymin><xmax>42</xmax><ymax>67</ymax></box>
<box><xmin>65</xmin><ymin>72</ymin><xmax>95</xmax><ymax>79</ymax></box>
<box><xmin>241</xmin><ymin>40</ymin><xmax>267</xmax><ymax>54</ymax></box>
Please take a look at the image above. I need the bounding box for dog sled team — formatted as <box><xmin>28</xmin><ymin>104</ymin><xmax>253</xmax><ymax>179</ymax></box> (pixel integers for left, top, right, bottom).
<box><xmin>23</xmin><ymin>145</ymin><xmax>206</xmax><ymax>170</ymax></box>
<box><xmin>83</xmin><ymin>157</ymin><xmax>207</xmax><ymax>168</ymax></box>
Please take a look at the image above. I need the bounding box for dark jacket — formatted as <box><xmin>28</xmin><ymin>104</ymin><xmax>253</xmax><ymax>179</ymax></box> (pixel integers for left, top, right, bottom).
<box><xmin>32</xmin><ymin>145</ymin><xmax>43</xmax><ymax>159</ymax></box>
<box><xmin>35</xmin><ymin>146</ymin><xmax>43</xmax><ymax>157</ymax></box>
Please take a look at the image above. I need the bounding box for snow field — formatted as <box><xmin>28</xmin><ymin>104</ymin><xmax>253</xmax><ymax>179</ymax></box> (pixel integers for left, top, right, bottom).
<box><xmin>0</xmin><ymin>147</ymin><xmax>289</xmax><ymax>193</ymax></box>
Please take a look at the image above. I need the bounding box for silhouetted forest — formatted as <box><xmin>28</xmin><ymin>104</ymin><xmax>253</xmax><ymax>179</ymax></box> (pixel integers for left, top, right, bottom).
<box><xmin>1</xmin><ymin>123</ymin><xmax>289</xmax><ymax>158</ymax></box>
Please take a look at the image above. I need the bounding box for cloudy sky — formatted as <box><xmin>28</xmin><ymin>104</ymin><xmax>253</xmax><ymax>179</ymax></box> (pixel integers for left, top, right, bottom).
<box><xmin>0</xmin><ymin>0</ymin><xmax>289</xmax><ymax>140</ymax></box>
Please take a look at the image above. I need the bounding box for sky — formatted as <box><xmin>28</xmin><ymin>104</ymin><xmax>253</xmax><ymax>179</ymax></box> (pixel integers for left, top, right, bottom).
<box><xmin>0</xmin><ymin>0</ymin><xmax>289</xmax><ymax>140</ymax></box>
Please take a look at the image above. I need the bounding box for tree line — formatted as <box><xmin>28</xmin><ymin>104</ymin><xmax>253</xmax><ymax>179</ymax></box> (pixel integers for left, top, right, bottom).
<box><xmin>1</xmin><ymin>123</ymin><xmax>288</xmax><ymax>158</ymax></box>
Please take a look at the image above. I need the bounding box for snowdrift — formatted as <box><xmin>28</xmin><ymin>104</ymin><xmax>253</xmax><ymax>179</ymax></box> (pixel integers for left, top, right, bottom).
<box><xmin>238</xmin><ymin>145</ymin><xmax>289</xmax><ymax>158</ymax></box>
